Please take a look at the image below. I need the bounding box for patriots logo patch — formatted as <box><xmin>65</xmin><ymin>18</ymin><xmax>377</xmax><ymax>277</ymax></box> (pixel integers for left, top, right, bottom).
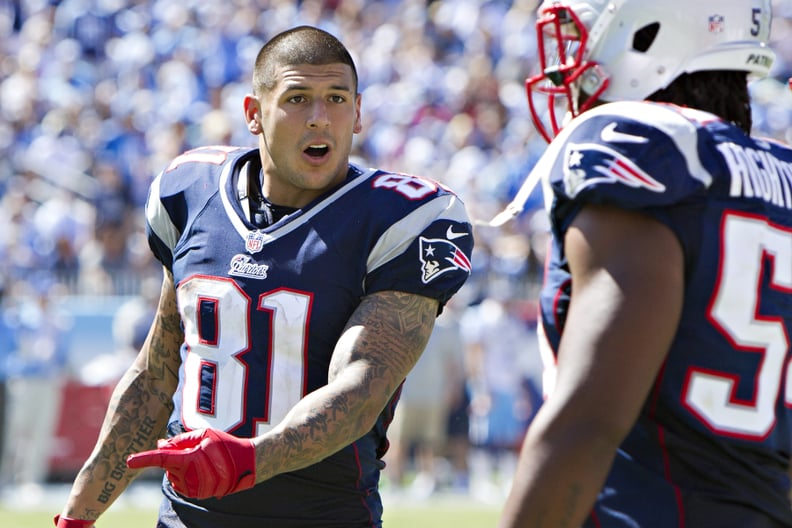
<box><xmin>563</xmin><ymin>142</ymin><xmax>666</xmax><ymax>197</ymax></box>
<box><xmin>419</xmin><ymin>236</ymin><xmax>471</xmax><ymax>284</ymax></box>
<box><xmin>228</xmin><ymin>254</ymin><xmax>269</xmax><ymax>280</ymax></box>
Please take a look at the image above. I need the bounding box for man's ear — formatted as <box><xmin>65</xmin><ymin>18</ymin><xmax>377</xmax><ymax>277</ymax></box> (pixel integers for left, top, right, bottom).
<box><xmin>353</xmin><ymin>93</ymin><xmax>363</xmax><ymax>134</ymax></box>
<box><xmin>243</xmin><ymin>95</ymin><xmax>261</xmax><ymax>135</ymax></box>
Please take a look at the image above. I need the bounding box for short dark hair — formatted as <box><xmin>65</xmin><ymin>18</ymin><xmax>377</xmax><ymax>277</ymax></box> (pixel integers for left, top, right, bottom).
<box><xmin>252</xmin><ymin>26</ymin><xmax>358</xmax><ymax>94</ymax></box>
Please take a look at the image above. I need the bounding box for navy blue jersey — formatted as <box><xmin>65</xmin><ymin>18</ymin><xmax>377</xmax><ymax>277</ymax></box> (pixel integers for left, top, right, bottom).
<box><xmin>144</xmin><ymin>146</ymin><xmax>473</xmax><ymax>527</ymax></box>
<box><xmin>538</xmin><ymin>101</ymin><xmax>792</xmax><ymax>527</ymax></box>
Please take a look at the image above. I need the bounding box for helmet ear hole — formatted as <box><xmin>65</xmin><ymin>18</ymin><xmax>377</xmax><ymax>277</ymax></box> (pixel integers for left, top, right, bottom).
<box><xmin>632</xmin><ymin>22</ymin><xmax>660</xmax><ymax>53</ymax></box>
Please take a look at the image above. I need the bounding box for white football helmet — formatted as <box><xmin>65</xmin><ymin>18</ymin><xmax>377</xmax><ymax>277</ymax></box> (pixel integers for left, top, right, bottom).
<box><xmin>527</xmin><ymin>0</ymin><xmax>776</xmax><ymax>141</ymax></box>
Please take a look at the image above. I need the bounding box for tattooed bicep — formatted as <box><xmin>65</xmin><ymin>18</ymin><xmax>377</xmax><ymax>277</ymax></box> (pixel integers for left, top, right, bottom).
<box><xmin>329</xmin><ymin>291</ymin><xmax>439</xmax><ymax>384</ymax></box>
<box><xmin>141</xmin><ymin>268</ymin><xmax>182</xmax><ymax>388</ymax></box>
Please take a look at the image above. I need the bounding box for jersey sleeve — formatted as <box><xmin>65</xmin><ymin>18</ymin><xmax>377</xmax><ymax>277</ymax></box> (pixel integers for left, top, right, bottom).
<box><xmin>548</xmin><ymin>101</ymin><xmax>714</xmax><ymax>224</ymax></box>
<box><xmin>144</xmin><ymin>146</ymin><xmax>245</xmax><ymax>270</ymax></box>
<box><xmin>145</xmin><ymin>169</ymin><xmax>182</xmax><ymax>270</ymax></box>
<box><xmin>363</xmin><ymin>190</ymin><xmax>473</xmax><ymax>307</ymax></box>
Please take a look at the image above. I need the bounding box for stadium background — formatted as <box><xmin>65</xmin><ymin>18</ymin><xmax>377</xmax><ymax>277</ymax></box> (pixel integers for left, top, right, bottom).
<box><xmin>1</xmin><ymin>0</ymin><xmax>792</xmax><ymax>524</ymax></box>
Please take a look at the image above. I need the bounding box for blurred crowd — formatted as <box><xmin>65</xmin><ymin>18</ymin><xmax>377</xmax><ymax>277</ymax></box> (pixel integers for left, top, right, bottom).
<box><xmin>3</xmin><ymin>0</ymin><xmax>792</xmax><ymax>300</ymax></box>
<box><xmin>2</xmin><ymin>0</ymin><xmax>792</xmax><ymax>497</ymax></box>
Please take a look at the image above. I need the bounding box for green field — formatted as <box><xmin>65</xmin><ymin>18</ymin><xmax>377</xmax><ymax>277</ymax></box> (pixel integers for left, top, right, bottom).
<box><xmin>0</xmin><ymin>496</ymin><xmax>501</xmax><ymax>527</ymax></box>
<box><xmin>0</xmin><ymin>506</ymin><xmax>500</xmax><ymax>528</ymax></box>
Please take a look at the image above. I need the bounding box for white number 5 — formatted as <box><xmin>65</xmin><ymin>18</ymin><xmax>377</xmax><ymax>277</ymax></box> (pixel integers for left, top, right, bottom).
<box><xmin>684</xmin><ymin>212</ymin><xmax>792</xmax><ymax>440</ymax></box>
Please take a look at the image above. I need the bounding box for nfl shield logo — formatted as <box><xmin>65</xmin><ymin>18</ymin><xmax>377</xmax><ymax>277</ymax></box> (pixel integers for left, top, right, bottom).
<box><xmin>708</xmin><ymin>14</ymin><xmax>725</xmax><ymax>33</ymax></box>
<box><xmin>246</xmin><ymin>230</ymin><xmax>266</xmax><ymax>253</ymax></box>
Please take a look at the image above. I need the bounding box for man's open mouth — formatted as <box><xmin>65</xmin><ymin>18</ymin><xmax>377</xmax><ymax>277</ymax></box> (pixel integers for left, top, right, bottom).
<box><xmin>304</xmin><ymin>144</ymin><xmax>329</xmax><ymax>158</ymax></box>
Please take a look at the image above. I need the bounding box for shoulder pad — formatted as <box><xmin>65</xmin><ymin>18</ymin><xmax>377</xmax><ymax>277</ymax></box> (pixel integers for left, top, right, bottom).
<box><xmin>156</xmin><ymin>146</ymin><xmax>250</xmax><ymax>196</ymax></box>
<box><xmin>145</xmin><ymin>146</ymin><xmax>254</xmax><ymax>254</ymax></box>
<box><xmin>551</xmin><ymin>102</ymin><xmax>712</xmax><ymax>208</ymax></box>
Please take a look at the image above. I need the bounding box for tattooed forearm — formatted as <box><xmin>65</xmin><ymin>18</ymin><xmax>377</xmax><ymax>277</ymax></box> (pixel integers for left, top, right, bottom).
<box><xmin>65</xmin><ymin>268</ymin><xmax>183</xmax><ymax>517</ymax></box>
<box><xmin>82</xmin><ymin>333</ymin><xmax>179</xmax><ymax>505</ymax></box>
<box><xmin>254</xmin><ymin>291</ymin><xmax>438</xmax><ymax>481</ymax></box>
<box><xmin>72</xmin><ymin>361</ymin><xmax>174</xmax><ymax>511</ymax></box>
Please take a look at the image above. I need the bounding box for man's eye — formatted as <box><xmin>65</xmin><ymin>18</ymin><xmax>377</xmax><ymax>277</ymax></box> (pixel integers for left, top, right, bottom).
<box><xmin>330</xmin><ymin>95</ymin><xmax>346</xmax><ymax>103</ymax></box>
<box><xmin>289</xmin><ymin>95</ymin><xmax>306</xmax><ymax>104</ymax></box>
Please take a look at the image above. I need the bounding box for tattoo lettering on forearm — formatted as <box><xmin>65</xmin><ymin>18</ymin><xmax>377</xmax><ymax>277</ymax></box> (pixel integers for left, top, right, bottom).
<box><xmin>98</xmin><ymin>481</ymin><xmax>116</xmax><ymax>504</ymax></box>
<box><xmin>98</xmin><ymin>413</ymin><xmax>154</xmax><ymax>504</ymax></box>
<box><xmin>94</xmin><ymin>396</ymin><xmax>164</xmax><ymax>504</ymax></box>
<box><xmin>132</xmin><ymin>414</ymin><xmax>158</xmax><ymax>449</ymax></box>
<box><xmin>65</xmin><ymin>274</ymin><xmax>184</xmax><ymax>515</ymax></box>
<box><xmin>91</xmin><ymin>288</ymin><xmax>182</xmax><ymax>504</ymax></box>
<box><xmin>109</xmin><ymin>415</ymin><xmax>158</xmax><ymax>479</ymax></box>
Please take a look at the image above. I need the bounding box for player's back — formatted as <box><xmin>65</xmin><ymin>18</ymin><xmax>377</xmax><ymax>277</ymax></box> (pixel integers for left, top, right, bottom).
<box><xmin>538</xmin><ymin>101</ymin><xmax>792</xmax><ymax>527</ymax></box>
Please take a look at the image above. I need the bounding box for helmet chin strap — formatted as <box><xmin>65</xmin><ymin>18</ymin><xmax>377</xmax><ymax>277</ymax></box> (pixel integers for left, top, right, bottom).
<box><xmin>480</xmin><ymin>167</ymin><xmax>544</xmax><ymax>227</ymax></box>
<box><xmin>479</xmin><ymin>123</ymin><xmax>569</xmax><ymax>227</ymax></box>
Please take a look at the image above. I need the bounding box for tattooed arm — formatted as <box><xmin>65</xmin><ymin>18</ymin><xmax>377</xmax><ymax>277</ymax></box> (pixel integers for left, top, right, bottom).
<box><xmin>59</xmin><ymin>268</ymin><xmax>182</xmax><ymax>521</ymax></box>
<box><xmin>251</xmin><ymin>290</ymin><xmax>439</xmax><ymax>481</ymax></box>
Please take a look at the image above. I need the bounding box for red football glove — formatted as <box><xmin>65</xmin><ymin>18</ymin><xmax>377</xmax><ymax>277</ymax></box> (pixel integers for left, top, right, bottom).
<box><xmin>126</xmin><ymin>428</ymin><xmax>256</xmax><ymax>499</ymax></box>
<box><xmin>54</xmin><ymin>515</ymin><xmax>95</xmax><ymax>528</ymax></box>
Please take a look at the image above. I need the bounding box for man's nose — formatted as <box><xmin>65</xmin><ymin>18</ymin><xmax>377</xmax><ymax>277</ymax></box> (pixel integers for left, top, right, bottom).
<box><xmin>307</xmin><ymin>101</ymin><xmax>330</xmax><ymax>129</ymax></box>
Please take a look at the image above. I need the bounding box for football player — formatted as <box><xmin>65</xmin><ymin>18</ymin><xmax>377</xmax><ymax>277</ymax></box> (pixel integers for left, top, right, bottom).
<box><xmin>499</xmin><ymin>1</ymin><xmax>792</xmax><ymax>527</ymax></box>
<box><xmin>56</xmin><ymin>26</ymin><xmax>473</xmax><ymax>528</ymax></box>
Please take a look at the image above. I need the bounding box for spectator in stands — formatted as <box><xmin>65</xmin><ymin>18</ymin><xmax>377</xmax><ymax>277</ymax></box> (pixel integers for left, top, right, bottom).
<box><xmin>0</xmin><ymin>282</ymin><xmax>70</xmax><ymax>493</ymax></box>
<box><xmin>5</xmin><ymin>0</ymin><xmax>791</xmax><ymax>302</ymax></box>
<box><xmin>0</xmin><ymin>277</ymin><xmax>16</xmax><ymax>486</ymax></box>
<box><xmin>461</xmin><ymin>287</ymin><xmax>540</xmax><ymax>502</ymax></box>
<box><xmin>385</xmin><ymin>302</ymin><xmax>467</xmax><ymax>498</ymax></box>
